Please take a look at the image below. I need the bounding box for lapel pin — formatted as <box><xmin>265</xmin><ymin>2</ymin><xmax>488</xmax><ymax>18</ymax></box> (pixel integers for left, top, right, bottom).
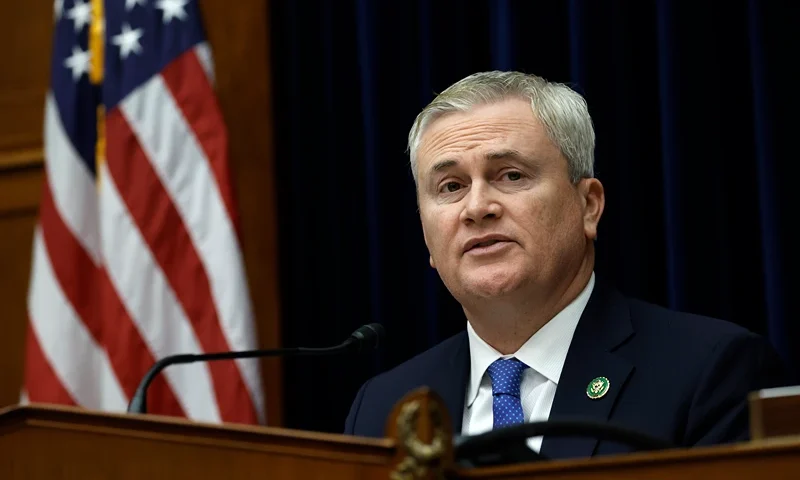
<box><xmin>586</xmin><ymin>376</ymin><xmax>610</xmax><ymax>400</ymax></box>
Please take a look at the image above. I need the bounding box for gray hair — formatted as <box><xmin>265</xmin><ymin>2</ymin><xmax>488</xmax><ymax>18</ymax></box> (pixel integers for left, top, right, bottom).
<box><xmin>407</xmin><ymin>71</ymin><xmax>595</xmax><ymax>185</ymax></box>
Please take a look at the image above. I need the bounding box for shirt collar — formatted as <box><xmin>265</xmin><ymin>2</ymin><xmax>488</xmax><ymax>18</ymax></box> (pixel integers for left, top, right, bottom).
<box><xmin>465</xmin><ymin>272</ymin><xmax>596</xmax><ymax>408</ymax></box>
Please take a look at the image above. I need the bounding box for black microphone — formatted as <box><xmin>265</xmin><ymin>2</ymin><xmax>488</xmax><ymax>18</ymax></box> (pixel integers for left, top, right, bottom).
<box><xmin>127</xmin><ymin>323</ymin><xmax>385</xmax><ymax>414</ymax></box>
<box><xmin>454</xmin><ymin>419</ymin><xmax>675</xmax><ymax>467</ymax></box>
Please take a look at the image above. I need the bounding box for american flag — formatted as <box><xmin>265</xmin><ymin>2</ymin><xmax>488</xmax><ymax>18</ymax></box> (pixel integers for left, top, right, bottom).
<box><xmin>22</xmin><ymin>0</ymin><xmax>265</xmax><ymax>424</ymax></box>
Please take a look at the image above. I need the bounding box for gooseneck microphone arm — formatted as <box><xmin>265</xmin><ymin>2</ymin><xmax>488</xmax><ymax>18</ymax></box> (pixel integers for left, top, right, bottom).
<box><xmin>127</xmin><ymin>323</ymin><xmax>384</xmax><ymax>415</ymax></box>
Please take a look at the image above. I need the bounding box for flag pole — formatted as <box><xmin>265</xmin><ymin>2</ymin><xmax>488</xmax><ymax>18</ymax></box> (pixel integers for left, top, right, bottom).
<box><xmin>89</xmin><ymin>0</ymin><xmax>105</xmax><ymax>181</ymax></box>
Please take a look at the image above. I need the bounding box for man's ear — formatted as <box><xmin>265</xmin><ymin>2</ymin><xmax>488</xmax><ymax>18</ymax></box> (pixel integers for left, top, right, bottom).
<box><xmin>578</xmin><ymin>178</ymin><xmax>605</xmax><ymax>240</ymax></box>
<box><xmin>421</xmin><ymin>220</ymin><xmax>436</xmax><ymax>269</ymax></box>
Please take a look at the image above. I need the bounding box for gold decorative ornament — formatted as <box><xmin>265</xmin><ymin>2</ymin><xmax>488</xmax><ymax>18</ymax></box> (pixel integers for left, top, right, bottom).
<box><xmin>390</xmin><ymin>399</ymin><xmax>447</xmax><ymax>480</ymax></box>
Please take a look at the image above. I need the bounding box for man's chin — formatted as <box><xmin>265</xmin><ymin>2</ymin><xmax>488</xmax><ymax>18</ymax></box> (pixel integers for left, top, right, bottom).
<box><xmin>461</xmin><ymin>271</ymin><xmax>527</xmax><ymax>299</ymax></box>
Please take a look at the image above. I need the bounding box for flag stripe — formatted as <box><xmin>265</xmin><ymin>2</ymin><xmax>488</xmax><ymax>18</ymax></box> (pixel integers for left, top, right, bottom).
<box><xmin>105</xmin><ymin>107</ymin><xmax>258</xmax><ymax>423</ymax></box>
<box><xmin>28</xmin><ymin>228</ymin><xmax>128</xmax><ymax>411</ymax></box>
<box><xmin>160</xmin><ymin>49</ymin><xmax>238</xmax><ymax>229</ymax></box>
<box><xmin>119</xmin><ymin>73</ymin><xmax>263</xmax><ymax>422</ymax></box>
<box><xmin>44</xmin><ymin>94</ymin><xmax>101</xmax><ymax>263</ymax></box>
<box><xmin>98</xmin><ymin>161</ymin><xmax>220</xmax><ymax>421</ymax></box>
<box><xmin>39</xmin><ymin>171</ymin><xmax>185</xmax><ymax>417</ymax></box>
<box><xmin>23</xmin><ymin>322</ymin><xmax>77</xmax><ymax>406</ymax></box>
<box><xmin>38</xmin><ymin>177</ymin><xmax>104</xmax><ymax>344</ymax></box>
<box><xmin>194</xmin><ymin>43</ymin><xmax>215</xmax><ymax>86</ymax></box>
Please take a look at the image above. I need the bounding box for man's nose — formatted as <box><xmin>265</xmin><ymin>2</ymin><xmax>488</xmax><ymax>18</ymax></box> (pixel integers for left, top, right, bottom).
<box><xmin>460</xmin><ymin>183</ymin><xmax>502</xmax><ymax>225</ymax></box>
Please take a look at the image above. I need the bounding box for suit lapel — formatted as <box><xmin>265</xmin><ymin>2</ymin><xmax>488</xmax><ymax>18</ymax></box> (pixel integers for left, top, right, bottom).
<box><xmin>423</xmin><ymin>331</ymin><xmax>470</xmax><ymax>433</ymax></box>
<box><xmin>540</xmin><ymin>280</ymin><xmax>635</xmax><ymax>460</ymax></box>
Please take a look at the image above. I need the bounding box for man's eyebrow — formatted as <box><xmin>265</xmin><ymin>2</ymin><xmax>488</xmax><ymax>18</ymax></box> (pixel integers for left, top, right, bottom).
<box><xmin>428</xmin><ymin>150</ymin><xmax>531</xmax><ymax>176</ymax></box>
<box><xmin>484</xmin><ymin>149</ymin><xmax>527</xmax><ymax>161</ymax></box>
<box><xmin>430</xmin><ymin>159</ymin><xmax>458</xmax><ymax>173</ymax></box>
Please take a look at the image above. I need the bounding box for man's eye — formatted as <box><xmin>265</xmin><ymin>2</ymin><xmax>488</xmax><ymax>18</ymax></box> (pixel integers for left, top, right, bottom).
<box><xmin>505</xmin><ymin>171</ymin><xmax>522</xmax><ymax>181</ymax></box>
<box><xmin>444</xmin><ymin>182</ymin><xmax>461</xmax><ymax>193</ymax></box>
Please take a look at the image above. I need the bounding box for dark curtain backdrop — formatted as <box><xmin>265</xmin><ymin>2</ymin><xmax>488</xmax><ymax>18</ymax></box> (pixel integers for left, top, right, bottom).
<box><xmin>268</xmin><ymin>0</ymin><xmax>800</xmax><ymax>434</ymax></box>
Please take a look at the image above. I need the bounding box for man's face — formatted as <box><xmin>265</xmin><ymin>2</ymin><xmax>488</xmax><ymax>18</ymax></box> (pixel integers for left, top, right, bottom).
<box><xmin>416</xmin><ymin>97</ymin><xmax>602</xmax><ymax>304</ymax></box>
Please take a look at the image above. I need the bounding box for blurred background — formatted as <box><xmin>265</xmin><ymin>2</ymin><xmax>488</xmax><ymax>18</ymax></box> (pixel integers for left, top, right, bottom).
<box><xmin>1</xmin><ymin>0</ymin><xmax>798</xmax><ymax>435</ymax></box>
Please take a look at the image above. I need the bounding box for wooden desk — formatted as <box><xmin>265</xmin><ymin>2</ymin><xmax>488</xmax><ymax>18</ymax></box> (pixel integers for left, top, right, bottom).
<box><xmin>2</xmin><ymin>388</ymin><xmax>800</xmax><ymax>479</ymax></box>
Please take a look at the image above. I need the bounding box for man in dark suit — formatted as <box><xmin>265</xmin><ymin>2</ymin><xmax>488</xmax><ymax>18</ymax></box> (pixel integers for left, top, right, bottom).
<box><xmin>344</xmin><ymin>71</ymin><xmax>788</xmax><ymax>459</ymax></box>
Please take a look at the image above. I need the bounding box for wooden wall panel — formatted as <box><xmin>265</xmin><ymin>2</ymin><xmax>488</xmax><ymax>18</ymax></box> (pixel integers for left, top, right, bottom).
<box><xmin>0</xmin><ymin>1</ymin><xmax>52</xmax><ymax>156</ymax></box>
<box><xmin>0</xmin><ymin>0</ymin><xmax>50</xmax><ymax>409</ymax></box>
<box><xmin>0</xmin><ymin>176</ymin><xmax>39</xmax><ymax>407</ymax></box>
<box><xmin>0</xmin><ymin>1</ymin><xmax>282</xmax><ymax>425</ymax></box>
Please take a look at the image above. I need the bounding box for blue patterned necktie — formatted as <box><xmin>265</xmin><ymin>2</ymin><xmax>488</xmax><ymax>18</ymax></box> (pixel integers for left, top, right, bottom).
<box><xmin>487</xmin><ymin>358</ymin><xmax>529</xmax><ymax>429</ymax></box>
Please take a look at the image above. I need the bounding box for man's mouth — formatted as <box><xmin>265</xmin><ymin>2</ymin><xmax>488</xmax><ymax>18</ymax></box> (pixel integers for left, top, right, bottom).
<box><xmin>471</xmin><ymin>239</ymin><xmax>502</xmax><ymax>249</ymax></box>
<box><xmin>464</xmin><ymin>235</ymin><xmax>514</xmax><ymax>254</ymax></box>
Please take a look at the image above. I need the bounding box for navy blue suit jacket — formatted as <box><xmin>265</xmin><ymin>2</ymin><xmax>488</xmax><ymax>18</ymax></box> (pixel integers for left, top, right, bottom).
<box><xmin>344</xmin><ymin>280</ymin><xmax>788</xmax><ymax>460</ymax></box>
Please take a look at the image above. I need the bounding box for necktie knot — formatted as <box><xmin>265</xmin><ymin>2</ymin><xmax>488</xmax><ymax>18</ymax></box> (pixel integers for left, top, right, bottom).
<box><xmin>487</xmin><ymin>358</ymin><xmax>529</xmax><ymax>397</ymax></box>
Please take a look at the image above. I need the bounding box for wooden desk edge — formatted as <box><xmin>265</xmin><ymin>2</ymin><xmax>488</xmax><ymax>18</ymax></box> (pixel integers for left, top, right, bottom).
<box><xmin>0</xmin><ymin>403</ymin><xmax>394</xmax><ymax>450</ymax></box>
<box><xmin>454</xmin><ymin>435</ymin><xmax>800</xmax><ymax>477</ymax></box>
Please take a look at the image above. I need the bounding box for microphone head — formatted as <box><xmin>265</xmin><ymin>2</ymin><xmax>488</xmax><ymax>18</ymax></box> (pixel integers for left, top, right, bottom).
<box><xmin>350</xmin><ymin>323</ymin><xmax>385</xmax><ymax>351</ymax></box>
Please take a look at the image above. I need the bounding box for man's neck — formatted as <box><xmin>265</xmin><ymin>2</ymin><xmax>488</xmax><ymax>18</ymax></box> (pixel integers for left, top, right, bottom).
<box><xmin>464</xmin><ymin>255</ymin><xmax>594</xmax><ymax>355</ymax></box>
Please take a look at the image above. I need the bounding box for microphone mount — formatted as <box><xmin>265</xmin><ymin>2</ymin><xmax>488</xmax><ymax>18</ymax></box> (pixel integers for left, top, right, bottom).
<box><xmin>126</xmin><ymin>323</ymin><xmax>384</xmax><ymax>415</ymax></box>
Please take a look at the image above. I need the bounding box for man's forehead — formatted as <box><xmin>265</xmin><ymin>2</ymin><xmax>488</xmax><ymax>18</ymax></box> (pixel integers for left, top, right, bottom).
<box><xmin>416</xmin><ymin>103</ymin><xmax>545</xmax><ymax>169</ymax></box>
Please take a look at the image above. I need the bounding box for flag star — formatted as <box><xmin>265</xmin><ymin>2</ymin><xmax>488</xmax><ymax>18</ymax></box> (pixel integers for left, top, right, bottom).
<box><xmin>53</xmin><ymin>0</ymin><xmax>64</xmax><ymax>21</ymax></box>
<box><xmin>112</xmin><ymin>23</ymin><xmax>144</xmax><ymax>59</ymax></box>
<box><xmin>156</xmin><ymin>0</ymin><xmax>190</xmax><ymax>23</ymax></box>
<box><xmin>126</xmin><ymin>0</ymin><xmax>147</xmax><ymax>11</ymax></box>
<box><xmin>63</xmin><ymin>46</ymin><xmax>91</xmax><ymax>81</ymax></box>
<box><xmin>66</xmin><ymin>0</ymin><xmax>92</xmax><ymax>32</ymax></box>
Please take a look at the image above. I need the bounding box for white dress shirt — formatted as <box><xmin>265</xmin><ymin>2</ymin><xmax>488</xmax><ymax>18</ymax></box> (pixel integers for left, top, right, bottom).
<box><xmin>461</xmin><ymin>273</ymin><xmax>596</xmax><ymax>452</ymax></box>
